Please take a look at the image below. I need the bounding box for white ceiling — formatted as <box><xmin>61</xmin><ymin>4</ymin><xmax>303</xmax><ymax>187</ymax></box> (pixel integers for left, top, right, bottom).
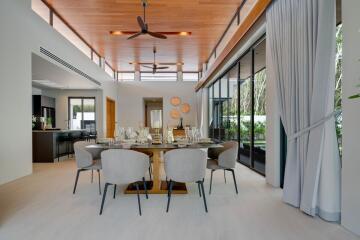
<box><xmin>31</xmin><ymin>53</ymin><xmax>101</xmax><ymax>90</ymax></box>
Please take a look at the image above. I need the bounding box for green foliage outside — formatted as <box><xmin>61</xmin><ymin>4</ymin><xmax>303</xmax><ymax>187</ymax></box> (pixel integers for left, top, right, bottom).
<box><xmin>335</xmin><ymin>24</ymin><xmax>343</xmax><ymax>154</ymax></box>
<box><xmin>225</xmin><ymin>68</ymin><xmax>266</xmax><ymax>148</ymax></box>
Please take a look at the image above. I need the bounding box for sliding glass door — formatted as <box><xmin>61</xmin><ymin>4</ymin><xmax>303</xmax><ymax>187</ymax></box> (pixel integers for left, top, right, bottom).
<box><xmin>68</xmin><ymin>97</ymin><xmax>96</xmax><ymax>130</ymax></box>
<box><xmin>239</xmin><ymin>51</ymin><xmax>252</xmax><ymax>166</ymax></box>
<box><xmin>253</xmin><ymin>40</ymin><xmax>266</xmax><ymax>173</ymax></box>
<box><xmin>207</xmin><ymin>36</ymin><xmax>266</xmax><ymax>175</ymax></box>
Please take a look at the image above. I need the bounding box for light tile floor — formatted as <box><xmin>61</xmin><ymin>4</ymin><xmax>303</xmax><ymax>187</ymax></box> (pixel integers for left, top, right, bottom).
<box><xmin>0</xmin><ymin>160</ymin><xmax>358</xmax><ymax>240</ymax></box>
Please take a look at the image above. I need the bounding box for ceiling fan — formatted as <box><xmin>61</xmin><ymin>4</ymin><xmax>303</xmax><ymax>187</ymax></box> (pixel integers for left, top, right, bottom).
<box><xmin>140</xmin><ymin>47</ymin><xmax>170</xmax><ymax>74</ymax></box>
<box><xmin>127</xmin><ymin>0</ymin><xmax>166</xmax><ymax>40</ymax></box>
<box><xmin>109</xmin><ymin>0</ymin><xmax>192</xmax><ymax>39</ymax></box>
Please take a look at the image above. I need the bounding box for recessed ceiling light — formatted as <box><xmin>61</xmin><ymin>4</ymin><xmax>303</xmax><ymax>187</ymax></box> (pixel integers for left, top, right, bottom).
<box><xmin>179</xmin><ymin>31</ymin><xmax>191</xmax><ymax>36</ymax></box>
<box><xmin>110</xmin><ymin>31</ymin><xmax>123</xmax><ymax>35</ymax></box>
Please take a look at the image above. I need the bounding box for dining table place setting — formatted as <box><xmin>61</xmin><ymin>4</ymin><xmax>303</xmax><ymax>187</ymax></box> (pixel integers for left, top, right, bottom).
<box><xmin>87</xmin><ymin>126</ymin><xmax>222</xmax><ymax>195</ymax></box>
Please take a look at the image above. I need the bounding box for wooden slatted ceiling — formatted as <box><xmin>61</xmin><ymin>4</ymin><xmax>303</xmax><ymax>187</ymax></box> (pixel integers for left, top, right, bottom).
<box><xmin>42</xmin><ymin>0</ymin><xmax>257</xmax><ymax>72</ymax></box>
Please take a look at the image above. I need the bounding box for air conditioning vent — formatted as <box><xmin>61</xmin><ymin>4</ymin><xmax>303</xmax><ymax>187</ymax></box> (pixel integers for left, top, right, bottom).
<box><xmin>40</xmin><ymin>47</ymin><xmax>101</xmax><ymax>86</ymax></box>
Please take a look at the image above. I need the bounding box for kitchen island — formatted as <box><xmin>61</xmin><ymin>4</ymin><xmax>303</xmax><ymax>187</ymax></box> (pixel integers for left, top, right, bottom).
<box><xmin>32</xmin><ymin>130</ymin><xmax>87</xmax><ymax>163</ymax></box>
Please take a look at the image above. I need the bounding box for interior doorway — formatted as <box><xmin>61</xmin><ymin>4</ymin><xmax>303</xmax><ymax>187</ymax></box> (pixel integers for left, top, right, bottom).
<box><xmin>106</xmin><ymin>97</ymin><xmax>115</xmax><ymax>138</ymax></box>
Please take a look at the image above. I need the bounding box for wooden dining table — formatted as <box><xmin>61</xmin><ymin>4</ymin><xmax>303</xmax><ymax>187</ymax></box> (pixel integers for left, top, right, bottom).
<box><xmin>86</xmin><ymin>143</ymin><xmax>223</xmax><ymax>194</ymax></box>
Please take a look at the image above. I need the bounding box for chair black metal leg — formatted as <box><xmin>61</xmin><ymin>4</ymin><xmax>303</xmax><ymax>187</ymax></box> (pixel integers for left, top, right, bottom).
<box><xmin>135</xmin><ymin>183</ymin><xmax>142</xmax><ymax>216</ymax></box>
<box><xmin>166</xmin><ymin>180</ymin><xmax>173</xmax><ymax>212</ymax></box>
<box><xmin>143</xmin><ymin>177</ymin><xmax>148</xmax><ymax>199</ymax></box>
<box><xmin>73</xmin><ymin>169</ymin><xmax>81</xmax><ymax>194</ymax></box>
<box><xmin>198</xmin><ymin>182</ymin><xmax>202</xmax><ymax>197</ymax></box>
<box><xmin>99</xmin><ymin>183</ymin><xmax>110</xmax><ymax>215</ymax></box>
<box><xmin>97</xmin><ymin>170</ymin><xmax>101</xmax><ymax>195</ymax></box>
<box><xmin>224</xmin><ymin>170</ymin><xmax>227</xmax><ymax>183</ymax></box>
<box><xmin>230</xmin><ymin>169</ymin><xmax>238</xmax><ymax>194</ymax></box>
<box><xmin>167</xmin><ymin>179</ymin><xmax>170</xmax><ymax>197</ymax></box>
<box><xmin>113</xmin><ymin>184</ymin><xmax>117</xmax><ymax>199</ymax></box>
<box><xmin>209</xmin><ymin>169</ymin><xmax>214</xmax><ymax>194</ymax></box>
<box><xmin>91</xmin><ymin>170</ymin><xmax>94</xmax><ymax>183</ymax></box>
<box><xmin>200</xmin><ymin>181</ymin><xmax>208</xmax><ymax>213</ymax></box>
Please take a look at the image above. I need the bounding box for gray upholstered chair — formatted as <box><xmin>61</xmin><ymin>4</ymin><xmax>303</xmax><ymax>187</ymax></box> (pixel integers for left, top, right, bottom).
<box><xmin>99</xmin><ymin>149</ymin><xmax>149</xmax><ymax>215</ymax></box>
<box><xmin>164</xmin><ymin>149</ymin><xmax>208</xmax><ymax>213</ymax></box>
<box><xmin>73</xmin><ymin>141</ymin><xmax>102</xmax><ymax>195</ymax></box>
<box><xmin>207</xmin><ymin>141</ymin><xmax>239</xmax><ymax>194</ymax></box>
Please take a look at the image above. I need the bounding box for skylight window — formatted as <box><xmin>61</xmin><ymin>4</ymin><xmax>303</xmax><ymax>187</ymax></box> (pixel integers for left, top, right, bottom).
<box><xmin>140</xmin><ymin>72</ymin><xmax>177</xmax><ymax>82</ymax></box>
<box><xmin>183</xmin><ymin>72</ymin><xmax>199</xmax><ymax>82</ymax></box>
<box><xmin>118</xmin><ymin>72</ymin><xmax>135</xmax><ymax>81</ymax></box>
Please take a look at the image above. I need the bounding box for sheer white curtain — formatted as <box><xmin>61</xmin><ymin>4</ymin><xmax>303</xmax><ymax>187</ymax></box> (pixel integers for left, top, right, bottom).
<box><xmin>196</xmin><ymin>88</ymin><xmax>208</xmax><ymax>137</ymax></box>
<box><xmin>267</xmin><ymin>0</ymin><xmax>341</xmax><ymax>221</ymax></box>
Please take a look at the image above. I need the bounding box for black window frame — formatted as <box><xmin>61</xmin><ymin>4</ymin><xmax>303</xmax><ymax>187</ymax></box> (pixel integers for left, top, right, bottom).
<box><xmin>207</xmin><ymin>34</ymin><xmax>267</xmax><ymax>176</ymax></box>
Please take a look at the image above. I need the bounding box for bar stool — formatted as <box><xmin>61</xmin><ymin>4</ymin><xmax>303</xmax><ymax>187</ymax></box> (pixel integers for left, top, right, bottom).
<box><xmin>68</xmin><ymin>131</ymin><xmax>82</xmax><ymax>156</ymax></box>
<box><xmin>81</xmin><ymin>130</ymin><xmax>90</xmax><ymax>142</ymax></box>
<box><xmin>89</xmin><ymin>129</ymin><xmax>97</xmax><ymax>142</ymax></box>
<box><xmin>57</xmin><ymin>133</ymin><xmax>70</xmax><ymax>161</ymax></box>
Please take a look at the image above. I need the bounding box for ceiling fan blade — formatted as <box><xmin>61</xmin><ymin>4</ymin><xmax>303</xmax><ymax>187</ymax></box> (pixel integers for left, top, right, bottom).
<box><xmin>127</xmin><ymin>32</ymin><xmax>142</xmax><ymax>40</ymax></box>
<box><xmin>156</xmin><ymin>66</ymin><xmax>169</xmax><ymax>69</ymax></box>
<box><xmin>158</xmin><ymin>62</ymin><xmax>183</xmax><ymax>66</ymax></box>
<box><xmin>134</xmin><ymin>62</ymin><xmax>152</xmax><ymax>65</ymax></box>
<box><xmin>141</xmin><ymin>65</ymin><xmax>154</xmax><ymax>69</ymax></box>
<box><xmin>137</xmin><ymin>16</ymin><xmax>146</xmax><ymax>30</ymax></box>
<box><xmin>147</xmin><ymin>31</ymin><xmax>167</xmax><ymax>39</ymax></box>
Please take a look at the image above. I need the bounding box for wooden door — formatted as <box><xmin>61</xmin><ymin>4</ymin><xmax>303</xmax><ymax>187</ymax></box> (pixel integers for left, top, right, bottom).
<box><xmin>106</xmin><ymin>97</ymin><xmax>115</xmax><ymax>138</ymax></box>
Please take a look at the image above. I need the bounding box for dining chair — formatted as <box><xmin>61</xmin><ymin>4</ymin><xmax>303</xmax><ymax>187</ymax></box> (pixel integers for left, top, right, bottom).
<box><xmin>164</xmin><ymin>149</ymin><xmax>208</xmax><ymax>213</ymax></box>
<box><xmin>207</xmin><ymin>141</ymin><xmax>239</xmax><ymax>194</ymax></box>
<box><xmin>99</xmin><ymin>149</ymin><xmax>149</xmax><ymax>216</ymax></box>
<box><xmin>73</xmin><ymin>141</ymin><xmax>102</xmax><ymax>195</ymax></box>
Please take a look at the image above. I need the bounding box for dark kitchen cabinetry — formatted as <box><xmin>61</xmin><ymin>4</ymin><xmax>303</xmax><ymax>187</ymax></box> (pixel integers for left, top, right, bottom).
<box><xmin>32</xmin><ymin>95</ymin><xmax>56</xmax><ymax>128</ymax></box>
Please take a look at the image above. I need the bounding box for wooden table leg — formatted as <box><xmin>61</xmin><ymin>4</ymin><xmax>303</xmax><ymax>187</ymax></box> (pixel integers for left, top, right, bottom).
<box><xmin>125</xmin><ymin>149</ymin><xmax>187</xmax><ymax>194</ymax></box>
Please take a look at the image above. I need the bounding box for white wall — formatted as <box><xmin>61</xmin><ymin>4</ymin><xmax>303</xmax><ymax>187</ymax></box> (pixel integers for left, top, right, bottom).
<box><xmin>117</xmin><ymin>81</ymin><xmax>197</xmax><ymax>130</ymax></box>
<box><xmin>0</xmin><ymin>1</ymin><xmax>33</xmax><ymax>185</ymax></box>
<box><xmin>341</xmin><ymin>0</ymin><xmax>360</xmax><ymax>235</ymax></box>
<box><xmin>0</xmin><ymin>0</ymin><xmax>117</xmax><ymax>185</ymax></box>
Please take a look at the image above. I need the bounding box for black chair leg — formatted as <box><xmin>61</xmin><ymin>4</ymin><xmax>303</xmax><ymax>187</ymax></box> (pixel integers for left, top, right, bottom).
<box><xmin>73</xmin><ymin>169</ymin><xmax>81</xmax><ymax>194</ymax></box>
<box><xmin>113</xmin><ymin>184</ymin><xmax>117</xmax><ymax>199</ymax></box>
<box><xmin>230</xmin><ymin>169</ymin><xmax>238</xmax><ymax>194</ymax></box>
<box><xmin>100</xmin><ymin>183</ymin><xmax>110</xmax><ymax>215</ymax></box>
<box><xmin>97</xmin><ymin>170</ymin><xmax>101</xmax><ymax>195</ymax></box>
<box><xmin>224</xmin><ymin>170</ymin><xmax>227</xmax><ymax>183</ymax></box>
<box><xmin>198</xmin><ymin>182</ymin><xmax>202</xmax><ymax>197</ymax></box>
<box><xmin>135</xmin><ymin>183</ymin><xmax>142</xmax><ymax>216</ymax></box>
<box><xmin>209</xmin><ymin>169</ymin><xmax>214</xmax><ymax>194</ymax></box>
<box><xmin>166</xmin><ymin>180</ymin><xmax>173</xmax><ymax>212</ymax></box>
<box><xmin>199</xmin><ymin>180</ymin><xmax>208</xmax><ymax>213</ymax></box>
<box><xmin>91</xmin><ymin>170</ymin><xmax>94</xmax><ymax>183</ymax></box>
<box><xmin>143</xmin><ymin>177</ymin><xmax>148</xmax><ymax>199</ymax></box>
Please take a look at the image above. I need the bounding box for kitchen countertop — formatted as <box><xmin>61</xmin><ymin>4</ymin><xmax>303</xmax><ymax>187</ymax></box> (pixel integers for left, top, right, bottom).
<box><xmin>32</xmin><ymin>129</ymin><xmax>87</xmax><ymax>133</ymax></box>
